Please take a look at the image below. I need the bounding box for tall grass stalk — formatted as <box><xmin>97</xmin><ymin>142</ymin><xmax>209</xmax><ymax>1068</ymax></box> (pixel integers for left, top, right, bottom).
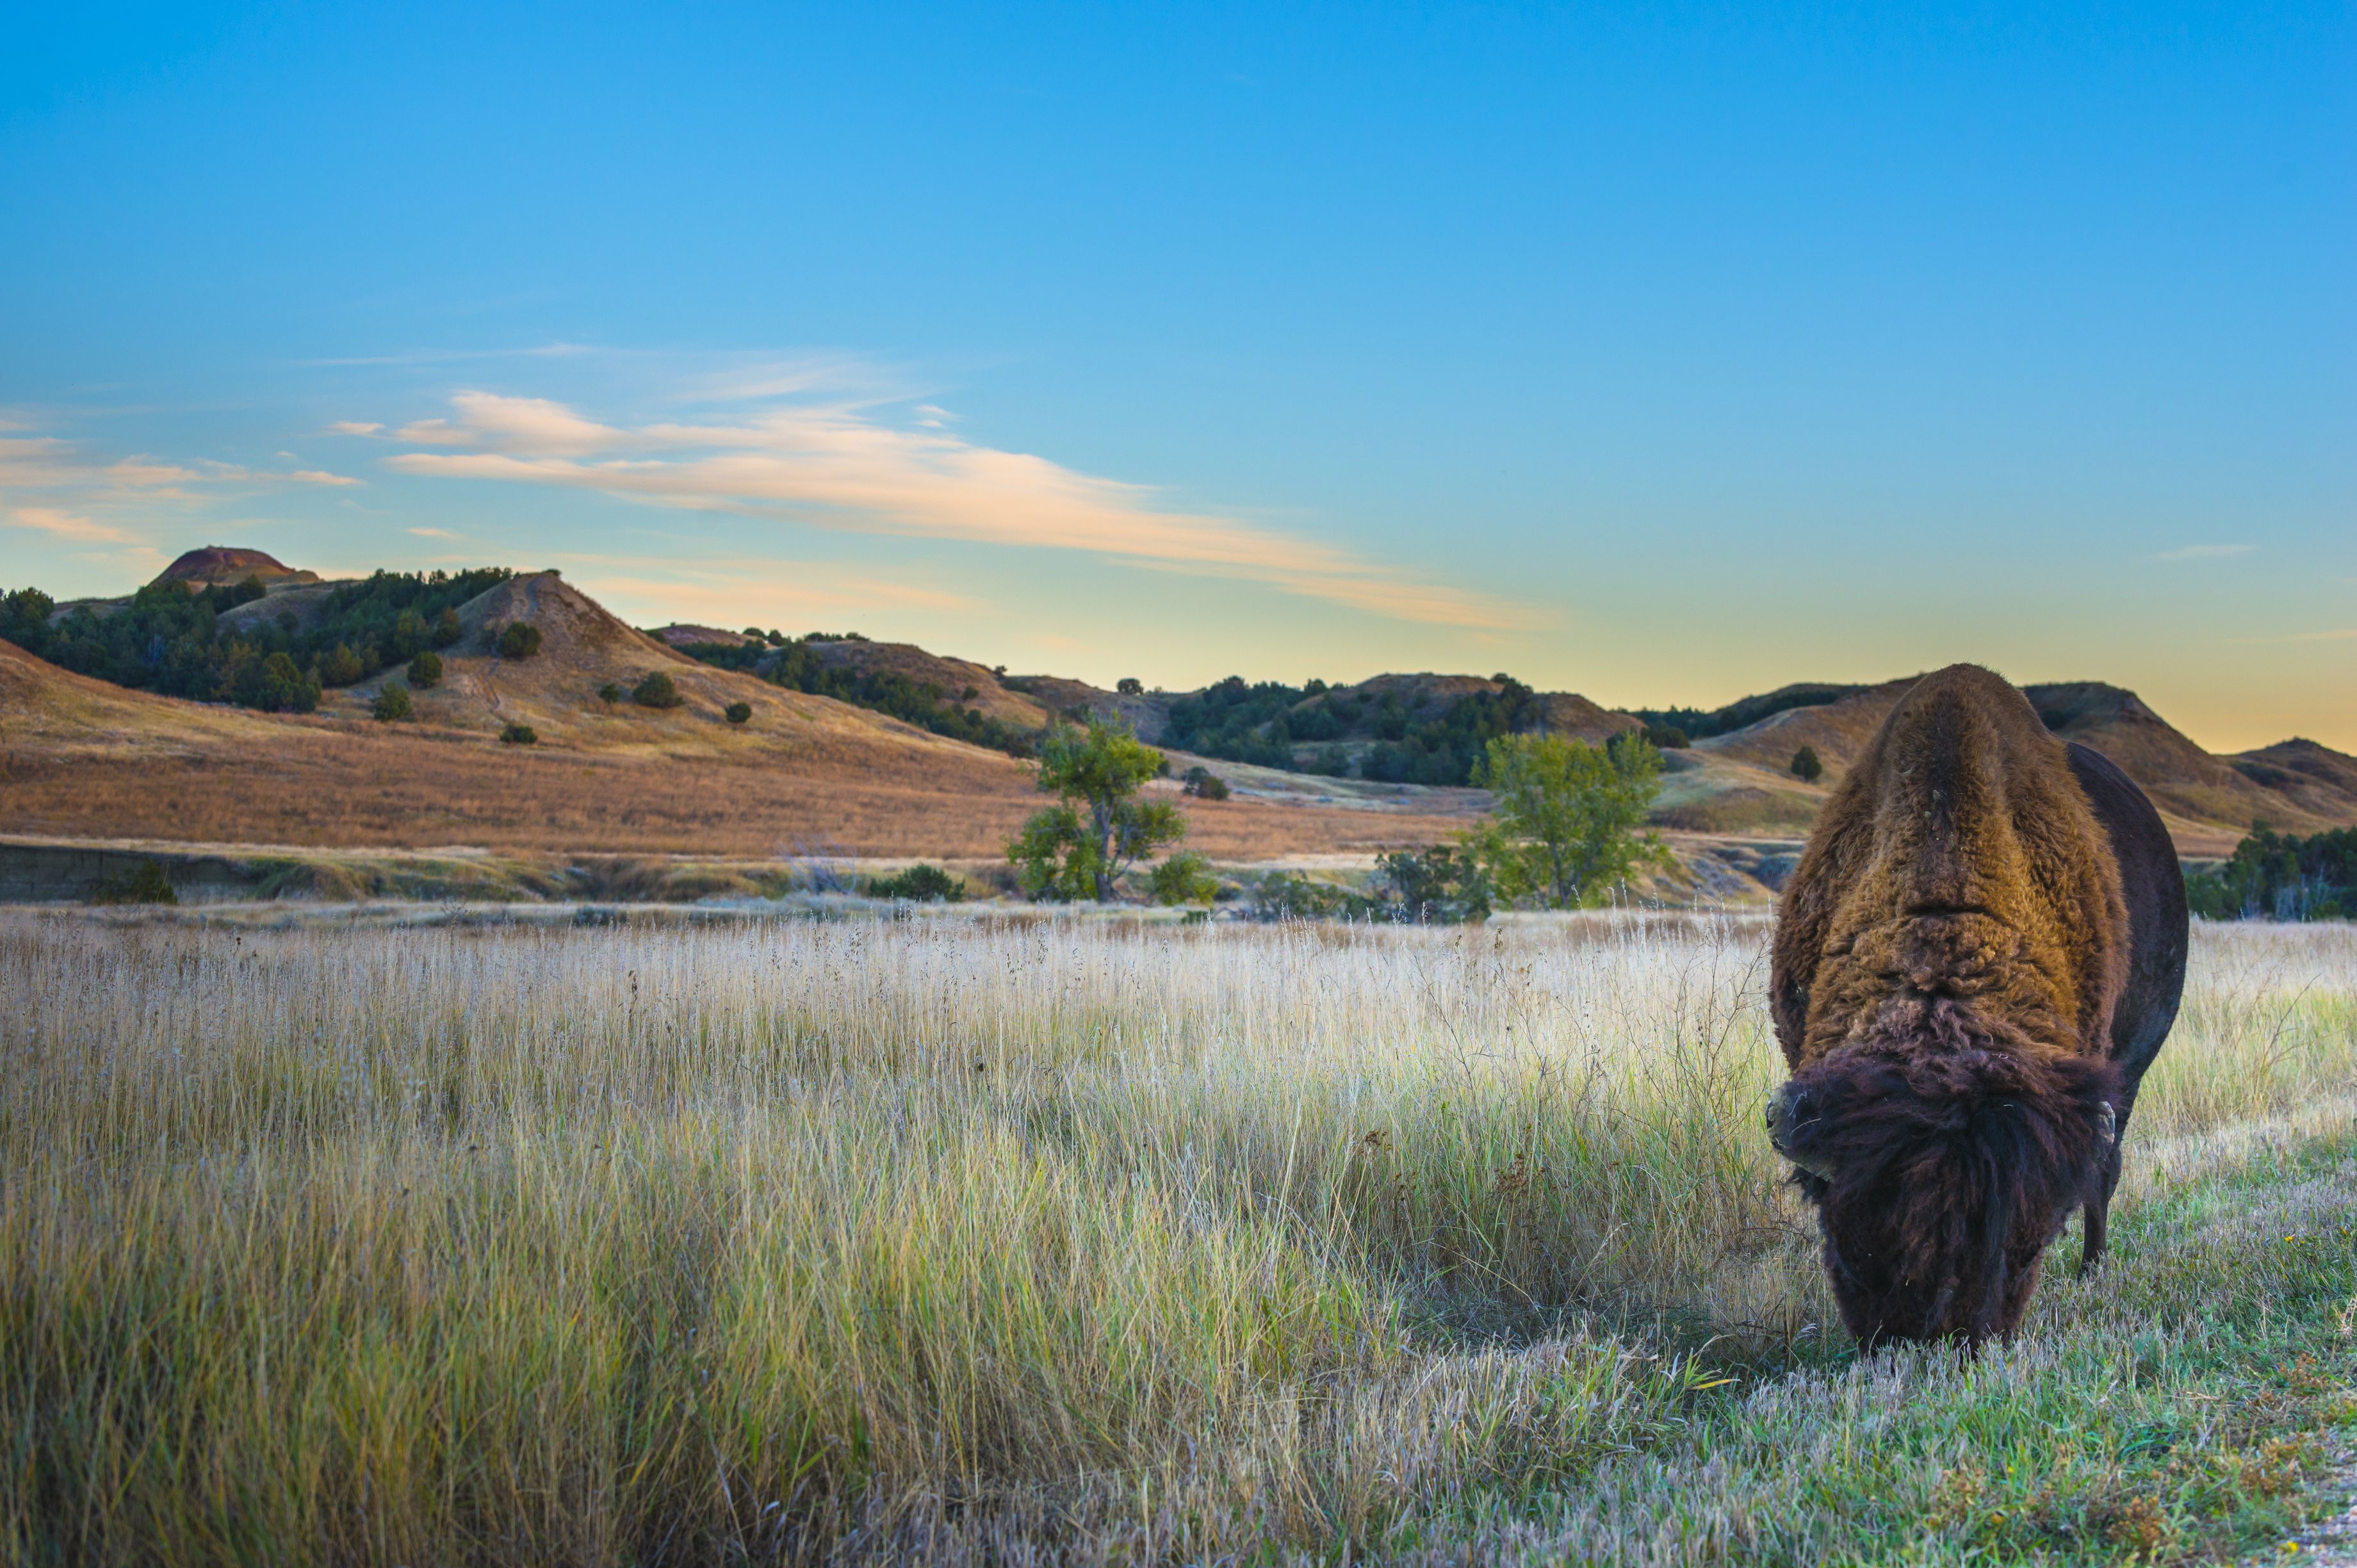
<box><xmin>1</xmin><ymin>913</ymin><xmax>2351</xmax><ymax>1563</ymax></box>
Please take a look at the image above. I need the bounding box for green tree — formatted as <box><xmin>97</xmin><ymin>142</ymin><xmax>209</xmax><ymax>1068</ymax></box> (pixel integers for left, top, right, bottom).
<box><xmin>432</xmin><ymin>607</ymin><xmax>462</xmax><ymax>647</ymax></box>
<box><xmin>598</xmin><ymin>682</ymin><xmax>622</xmax><ymax>706</ymax></box>
<box><xmin>496</xmin><ymin>622</ymin><xmax>542</xmax><ymax>659</ymax></box>
<box><xmin>1791</xmin><ymin>745</ymin><xmax>1823</xmax><ymax>782</ymax></box>
<box><xmin>371</xmin><ymin>683</ymin><xmax>413</xmax><ymax>721</ymax></box>
<box><xmin>1007</xmin><ymin>719</ymin><xmax>1186</xmax><ymax>902</ymax></box>
<box><xmin>407</xmin><ymin>649</ymin><xmax>443</xmax><ymax>689</ymax></box>
<box><xmin>723</xmin><ymin>701</ymin><xmax>752</xmax><ymax>725</ymax></box>
<box><xmin>500</xmin><ymin>723</ymin><xmax>537</xmax><ymax>746</ymax></box>
<box><xmin>1147</xmin><ymin>850</ymin><xmax>1219</xmax><ymax>906</ymax></box>
<box><xmin>1464</xmin><ymin>731</ymin><xmax>1669</xmax><ymax>909</ymax></box>
<box><xmin>318</xmin><ymin>642</ymin><xmax>366</xmax><ymax>685</ymax></box>
<box><xmin>633</xmin><ymin>671</ymin><xmax>683</xmax><ymax>708</ymax></box>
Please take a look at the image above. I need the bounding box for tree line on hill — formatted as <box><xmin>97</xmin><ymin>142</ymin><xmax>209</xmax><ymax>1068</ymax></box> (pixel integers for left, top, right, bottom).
<box><xmin>0</xmin><ymin>569</ymin><xmax>510</xmax><ymax>713</ymax></box>
<box><xmin>669</xmin><ymin>632</ymin><xmax>1038</xmax><ymax>757</ymax></box>
<box><xmin>1163</xmin><ymin>674</ymin><xmax>1550</xmax><ymax>785</ymax></box>
<box><xmin>1629</xmin><ymin>682</ymin><xmax>1860</xmax><ymax>743</ymax></box>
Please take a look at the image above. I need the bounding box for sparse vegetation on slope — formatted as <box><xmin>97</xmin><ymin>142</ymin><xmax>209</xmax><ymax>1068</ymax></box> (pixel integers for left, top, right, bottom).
<box><xmin>0</xmin><ymin>915</ymin><xmax>2349</xmax><ymax>1565</ymax></box>
<box><xmin>0</xmin><ymin>566</ymin><xmax>503</xmax><ymax>710</ymax></box>
<box><xmin>672</xmin><ymin>632</ymin><xmax>1040</xmax><ymax>756</ymax></box>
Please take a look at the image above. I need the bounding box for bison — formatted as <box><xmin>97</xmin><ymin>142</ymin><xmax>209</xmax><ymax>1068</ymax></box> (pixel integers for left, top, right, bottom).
<box><xmin>1766</xmin><ymin>664</ymin><xmax>2187</xmax><ymax>1346</ymax></box>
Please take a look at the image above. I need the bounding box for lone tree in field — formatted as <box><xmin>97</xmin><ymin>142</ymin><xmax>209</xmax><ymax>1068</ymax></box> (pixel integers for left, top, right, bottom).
<box><xmin>1007</xmin><ymin>719</ymin><xmax>1187</xmax><ymax>902</ymax></box>
<box><xmin>1791</xmin><ymin>744</ymin><xmax>1823</xmax><ymax>782</ymax></box>
<box><xmin>1465</xmin><ymin>731</ymin><xmax>1670</xmax><ymax>909</ymax></box>
<box><xmin>724</xmin><ymin>701</ymin><xmax>752</xmax><ymax>725</ymax></box>
<box><xmin>406</xmin><ymin>649</ymin><xmax>442</xmax><ymax>689</ymax></box>
<box><xmin>496</xmin><ymin>621</ymin><xmax>542</xmax><ymax>659</ymax></box>
<box><xmin>371</xmin><ymin>683</ymin><xmax>413</xmax><ymax>722</ymax></box>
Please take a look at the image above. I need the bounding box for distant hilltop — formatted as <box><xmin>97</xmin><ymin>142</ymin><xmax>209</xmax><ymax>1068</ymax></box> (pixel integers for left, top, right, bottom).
<box><xmin>154</xmin><ymin>546</ymin><xmax>322</xmax><ymax>591</ymax></box>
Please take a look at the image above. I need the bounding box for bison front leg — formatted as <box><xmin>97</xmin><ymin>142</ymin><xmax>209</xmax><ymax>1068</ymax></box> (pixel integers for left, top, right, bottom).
<box><xmin>2080</xmin><ymin>1196</ymin><xmax>2108</xmax><ymax>1272</ymax></box>
<box><xmin>2079</xmin><ymin>1122</ymin><xmax>2123</xmax><ymax>1274</ymax></box>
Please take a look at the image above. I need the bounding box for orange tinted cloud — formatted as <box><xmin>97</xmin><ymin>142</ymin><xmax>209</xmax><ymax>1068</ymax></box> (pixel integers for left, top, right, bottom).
<box><xmin>383</xmin><ymin>389</ymin><xmax>1540</xmax><ymax>629</ymax></box>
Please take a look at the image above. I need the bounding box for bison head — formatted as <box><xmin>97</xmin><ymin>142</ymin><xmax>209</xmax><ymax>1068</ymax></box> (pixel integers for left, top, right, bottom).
<box><xmin>1766</xmin><ymin>1006</ymin><xmax>2119</xmax><ymax>1346</ymax></box>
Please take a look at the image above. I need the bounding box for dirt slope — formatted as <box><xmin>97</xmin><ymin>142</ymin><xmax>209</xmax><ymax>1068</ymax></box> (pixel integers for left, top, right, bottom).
<box><xmin>802</xmin><ymin>640</ymin><xmax>1055</xmax><ymax>729</ymax></box>
<box><xmin>1693</xmin><ymin>679</ymin><xmax>1921</xmax><ymax>779</ymax></box>
<box><xmin>2228</xmin><ymin>740</ymin><xmax>2357</xmax><ymax>826</ymax></box>
<box><xmin>154</xmin><ymin>546</ymin><xmax>320</xmax><ymax>589</ymax></box>
<box><xmin>649</xmin><ymin>625</ymin><xmax>758</xmax><ymax>649</ymax></box>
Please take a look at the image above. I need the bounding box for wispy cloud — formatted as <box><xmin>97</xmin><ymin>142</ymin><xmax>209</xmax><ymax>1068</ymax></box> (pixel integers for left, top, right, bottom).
<box><xmin>2157</xmin><ymin>543</ymin><xmax>2255</xmax><ymax>562</ymax></box>
<box><xmin>407</xmin><ymin>526</ymin><xmax>464</xmax><ymax>539</ymax></box>
<box><xmin>0</xmin><ymin>429</ymin><xmax>362</xmax><ymax>555</ymax></box>
<box><xmin>8</xmin><ymin>506</ymin><xmax>138</xmax><ymax>545</ymax></box>
<box><xmin>379</xmin><ymin>386</ymin><xmax>1538</xmax><ymax>628</ymax></box>
<box><xmin>327</xmin><ymin>421</ymin><xmax>384</xmax><ymax>436</ymax></box>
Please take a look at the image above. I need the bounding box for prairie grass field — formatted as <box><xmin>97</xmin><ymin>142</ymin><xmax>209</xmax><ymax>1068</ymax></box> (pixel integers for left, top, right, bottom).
<box><xmin>2</xmin><ymin>910</ymin><xmax>2353</xmax><ymax>1565</ymax></box>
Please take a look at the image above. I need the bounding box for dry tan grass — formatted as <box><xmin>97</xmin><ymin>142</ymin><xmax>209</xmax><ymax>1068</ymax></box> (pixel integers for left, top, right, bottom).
<box><xmin>0</xmin><ymin>635</ymin><xmax>1472</xmax><ymax>860</ymax></box>
<box><xmin>0</xmin><ymin>911</ymin><xmax>2350</xmax><ymax>1564</ymax></box>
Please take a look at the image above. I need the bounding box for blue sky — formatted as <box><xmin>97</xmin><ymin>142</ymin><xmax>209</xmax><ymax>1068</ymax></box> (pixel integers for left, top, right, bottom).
<box><xmin>3</xmin><ymin>2</ymin><xmax>2351</xmax><ymax>749</ymax></box>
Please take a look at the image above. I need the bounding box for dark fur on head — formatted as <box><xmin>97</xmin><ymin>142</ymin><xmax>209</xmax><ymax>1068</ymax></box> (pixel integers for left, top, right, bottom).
<box><xmin>1768</xmin><ymin>999</ymin><xmax>2121</xmax><ymax>1346</ymax></box>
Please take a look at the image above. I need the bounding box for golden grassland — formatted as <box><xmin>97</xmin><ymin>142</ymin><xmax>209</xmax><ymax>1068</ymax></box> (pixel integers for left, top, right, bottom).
<box><xmin>0</xmin><ymin>635</ymin><xmax>1474</xmax><ymax>861</ymax></box>
<box><xmin>3</xmin><ymin>911</ymin><xmax>2354</xmax><ymax>1564</ymax></box>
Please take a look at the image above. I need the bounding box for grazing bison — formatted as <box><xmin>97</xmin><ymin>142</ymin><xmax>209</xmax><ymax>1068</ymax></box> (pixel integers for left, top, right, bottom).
<box><xmin>1767</xmin><ymin>664</ymin><xmax>2187</xmax><ymax>1346</ymax></box>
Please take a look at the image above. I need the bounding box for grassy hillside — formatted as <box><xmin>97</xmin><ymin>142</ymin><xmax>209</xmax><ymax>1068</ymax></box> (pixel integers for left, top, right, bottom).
<box><xmin>4</xmin><ymin>911</ymin><xmax>2350</xmax><ymax>1565</ymax></box>
<box><xmin>0</xmin><ymin>627</ymin><xmax>1477</xmax><ymax>862</ymax></box>
<box><xmin>8</xmin><ymin>548</ymin><xmax>2356</xmax><ymax>872</ymax></box>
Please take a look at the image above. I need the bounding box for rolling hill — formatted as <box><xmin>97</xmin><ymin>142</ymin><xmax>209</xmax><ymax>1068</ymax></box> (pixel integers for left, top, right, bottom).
<box><xmin>6</xmin><ymin>546</ymin><xmax>2354</xmax><ymax>889</ymax></box>
<box><xmin>0</xmin><ymin>568</ymin><xmax>1475</xmax><ymax>867</ymax></box>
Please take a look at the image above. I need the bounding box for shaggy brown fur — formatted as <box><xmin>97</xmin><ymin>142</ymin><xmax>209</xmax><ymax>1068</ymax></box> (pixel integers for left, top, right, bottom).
<box><xmin>1768</xmin><ymin>664</ymin><xmax>2133</xmax><ymax>1346</ymax></box>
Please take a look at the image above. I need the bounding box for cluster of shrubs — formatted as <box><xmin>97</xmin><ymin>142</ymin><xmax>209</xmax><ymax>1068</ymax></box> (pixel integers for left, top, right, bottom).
<box><xmin>1180</xmin><ymin>765</ymin><xmax>1230</xmax><ymax>800</ymax></box>
<box><xmin>0</xmin><ymin>568</ymin><xmax>509</xmax><ymax>713</ymax></box>
<box><xmin>1243</xmin><ymin>845</ymin><xmax>1490</xmax><ymax>924</ymax></box>
<box><xmin>90</xmin><ymin>858</ymin><xmax>178</xmax><ymax>906</ymax></box>
<box><xmin>2188</xmin><ymin>826</ymin><xmax>2357</xmax><ymax>921</ymax></box>
<box><xmin>863</xmin><ymin>864</ymin><xmax>968</xmax><ymax>902</ymax></box>
<box><xmin>670</xmin><ymin>630</ymin><xmax>1033</xmax><ymax>755</ymax></box>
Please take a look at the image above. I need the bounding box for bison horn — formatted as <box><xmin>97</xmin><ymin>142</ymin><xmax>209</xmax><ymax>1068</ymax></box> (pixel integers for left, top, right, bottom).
<box><xmin>2096</xmin><ymin>1100</ymin><xmax>2116</xmax><ymax>1148</ymax></box>
<box><xmin>1766</xmin><ymin>1084</ymin><xmax>1837</xmax><ymax>1180</ymax></box>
